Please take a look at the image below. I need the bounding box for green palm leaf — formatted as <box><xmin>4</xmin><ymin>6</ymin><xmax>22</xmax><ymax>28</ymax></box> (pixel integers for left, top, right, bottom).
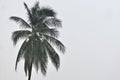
<box><xmin>15</xmin><ymin>39</ymin><xmax>28</xmax><ymax>70</ymax></box>
<box><xmin>39</xmin><ymin>40</ymin><xmax>48</xmax><ymax>75</ymax></box>
<box><xmin>40</xmin><ymin>28</ymin><xmax>59</xmax><ymax>38</ymax></box>
<box><xmin>44</xmin><ymin>35</ymin><xmax>65</xmax><ymax>53</ymax></box>
<box><xmin>10</xmin><ymin>16</ymin><xmax>31</xmax><ymax>28</ymax></box>
<box><xmin>24</xmin><ymin>2</ymin><xmax>32</xmax><ymax>22</ymax></box>
<box><xmin>45</xmin><ymin>40</ymin><xmax>60</xmax><ymax>70</ymax></box>
<box><xmin>44</xmin><ymin>17</ymin><xmax>62</xmax><ymax>27</ymax></box>
<box><xmin>24</xmin><ymin>59</ymin><xmax>30</xmax><ymax>76</ymax></box>
<box><xmin>34</xmin><ymin>39</ymin><xmax>48</xmax><ymax>75</ymax></box>
<box><xmin>23</xmin><ymin>39</ymin><xmax>33</xmax><ymax>76</ymax></box>
<box><xmin>38</xmin><ymin>7</ymin><xmax>56</xmax><ymax>17</ymax></box>
<box><xmin>12</xmin><ymin>30</ymin><xmax>31</xmax><ymax>45</ymax></box>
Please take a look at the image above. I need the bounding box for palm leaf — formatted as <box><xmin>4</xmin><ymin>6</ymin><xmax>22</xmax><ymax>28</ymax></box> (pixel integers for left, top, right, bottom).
<box><xmin>15</xmin><ymin>39</ymin><xmax>28</xmax><ymax>70</ymax></box>
<box><xmin>12</xmin><ymin>30</ymin><xmax>31</xmax><ymax>45</ymax></box>
<box><xmin>10</xmin><ymin>16</ymin><xmax>31</xmax><ymax>28</ymax></box>
<box><xmin>24</xmin><ymin>2</ymin><xmax>32</xmax><ymax>22</ymax></box>
<box><xmin>34</xmin><ymin>23</ymin><xmax>48</xmax><ymax>31</ymax></box>
<box><xmin>37</xmin><ymin>7</ymin><xmax>56</xmax><ymax>17</ymax></box>
<box><xmin>37</xmin><ymin>39</ymin><xmax>48</xmax><ymax>75</ymax></box>
<box><xmin>33</xmin><ymin>39</ymin><xmax>48</xmax><ymax>75</ymax></box>
<box><xmin>44</xmin><ymin>35</ymin><xmax>65</xmax><ymax>53</ymax></box>
<box><xmin>23</xmin><ymin>38</ymin><xmax>33</xmax><ymax>76</ymax></box>
<box><xmin>24</xmin><ymin>58</ymin><xmax>30</xmax><ymax>76</ymax></box>
<box><xmin>32</xmin><ymin>40</ymin><xmax>41</xmax><ymax>73</ymax></box>
<box><xmin>40</xmin><ymin>28</ymin><xmax>59</xmax><ymax>38</ymax></box>
<box><xmin>44</xmin><ymin>17</ymin><xmax>62</xmax><ymax>27</ymax></box>
<box><xmin>45</xmin><ymin>40</ymin><xmax>60</xmax><ymax>70</ymax></box>
<box><xmin>32</xmin><ymin>1</ymin><xmax>40</xmax><ymax>11</ymax></box>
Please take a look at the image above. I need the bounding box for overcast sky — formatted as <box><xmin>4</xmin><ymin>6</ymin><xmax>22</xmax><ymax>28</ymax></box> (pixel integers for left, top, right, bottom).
<box><xmin>1</xmin><ymin>0</ymin><xmax>120</xmax><ymax>80</ymax></box>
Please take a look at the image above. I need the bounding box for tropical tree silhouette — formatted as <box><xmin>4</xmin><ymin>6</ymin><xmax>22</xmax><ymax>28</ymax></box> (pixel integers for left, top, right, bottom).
<box><xmin>10</xmin><ymin>2</ymin><xmax>65</xmax><ymax>80</ymax></box>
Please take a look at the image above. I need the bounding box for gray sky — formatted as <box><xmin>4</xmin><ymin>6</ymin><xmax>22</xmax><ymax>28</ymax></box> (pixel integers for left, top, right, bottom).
<box><xmin>1</xmin><ymin>0</ymin><xmax>120</xmax><ymax>80</ymax></box>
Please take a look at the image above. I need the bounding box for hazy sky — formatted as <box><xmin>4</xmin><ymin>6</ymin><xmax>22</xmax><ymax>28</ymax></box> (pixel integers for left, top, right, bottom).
<box><xmin>1</xmin><ymin>0</ymin><xmax>120</xmax><ymax>80</ymax></box>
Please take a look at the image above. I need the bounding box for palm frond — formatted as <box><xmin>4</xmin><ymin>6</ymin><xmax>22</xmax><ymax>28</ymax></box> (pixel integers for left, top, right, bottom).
<box><xmin>34</xmin><ymin>23</ymin><xmax>48</xmax><ymax>31</ymax></box>
<box><xmin>15</xmin><ymin>39</ymin><xmax>28</xmax><ymax>70</ymax></box>
<box><xmin>40</xmin><ymin>60</ymin><xmax>47</xmax><ymax>75</ymax></box>
<box><xmin>38</xmin><ymin>39</ymin><xmax>48</xmax><ymax>75</ymax></box>
<box><xmin>32</xmin><ymin>40</ymin><xmax>41</xmax><ymax>73</ymax></box>
<box><xmin>45</xmin><ymin>40</ymin><xmax>60</xmax><ymax>70</ymax></box>
<box><xmin>23</xmin><ymin>39</ymin><xmax>33</xmax><ymax>76</ymax></box>
<box><xmin>33</xmin><ymin>2</ymin><xmax>40</xmax><ymax>10</ymax></box>
<box><xmin>12</xmin><ymin>30</ymin><xmax>31</xmax><ymax>45</ymax></box>
<box><xmin>44</xmin><ymin>35</ymin><xmax>65</xmax><ymax>53</ymax></box>
<box><xmin>28</xmin><ymin>61</ymin><xmax>33</xmax><ymax>80</ymax></box>
<box><xmin>10</xmin><ymin>16</ymin><xmax>31</xmax><ymax>28</ymax></box>
<box><xmin>33</xmin><ymin>39</ymin><xmax>48</xmax><ymax>75</ymax></box>
<box><xmin>30</xmin><ymin>2</ymin><xmax>41</xmax><ymax>25</ymax></box>
<box><xmin>24</xmin><ymin>2</ymin><xmax>32</xmax><ymax>22</ymax></box>
<box><xmin>38</xmin><ymin>7</ymin><xmax>56</xmax><ymax>17</ymax></box>
<box><xmin>44</xmin><ymin>17</ymin><xmax>62</xmax><ymax>27</ymax></box>
<box><xmin>40</xmin><ymin>28</ymin><xmax>59</xmax><ymax>38</ymax></box>
<box><xmin>24</xmin><ymin>59</ymin><xmax>30</xmax><ymax>76</ymax></box>
<box><xmin>33</xmin><ymin>58</ymin><xmax>39</xmax><ymax>73</ymax></box>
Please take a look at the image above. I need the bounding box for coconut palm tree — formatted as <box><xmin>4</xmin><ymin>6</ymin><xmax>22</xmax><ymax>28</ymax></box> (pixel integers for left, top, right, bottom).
<box><xmin>10</xmin><ymin>2</ymin><xmax>65</xmax><ymax>80</ymax></box>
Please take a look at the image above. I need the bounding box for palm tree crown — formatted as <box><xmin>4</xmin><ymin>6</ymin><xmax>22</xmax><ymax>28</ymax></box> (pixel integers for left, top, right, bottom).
<box><xmin>10</xmin><ymin>2</ymin><xmax>65</xmax><ymax>80</ymax></box>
